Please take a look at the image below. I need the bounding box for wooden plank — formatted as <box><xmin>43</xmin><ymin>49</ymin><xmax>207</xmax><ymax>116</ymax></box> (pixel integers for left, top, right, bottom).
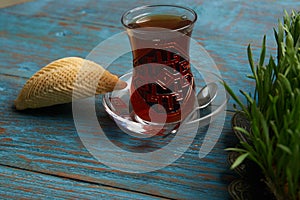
<box><xmin>0</xmin><ymin>0</ymin><xmax>33</xmax><ymax>8</ymax></box>
<box><xmin>0</xmin><ymin>11</ymin><xmax>128</xmax><ymax>77</ymax></box>
<box><xmin>0</xmin><ymin>10</ymin><xmax>252</xmax><ymax>110</ymax></box>
<box><xmin>3</xmin><ymin>0</ymin><xmax>298</xmax><ymax>53</ymax></box>
<box><xmin>1</xmin><ymin>0</ymin><xmax>299</xmax><ymax>199</ymax></box>
<box><xmin>1</xmin><ymin>0</ymin><xmax>298</xmax><ymax>106</ymax></box>
<box><xmin>0</xmin><ymin>165</ymin><xmax>165</xmax><ymax>199</ymax></box>
<box><xmin>0</xmin><ymin>74</ymin><xmax>237</xmax><ymax>199</ymax></box>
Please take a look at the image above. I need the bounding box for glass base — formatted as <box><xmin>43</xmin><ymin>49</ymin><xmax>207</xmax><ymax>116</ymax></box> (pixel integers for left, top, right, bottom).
<box><xmin>102</xmin><ymin>71</ymin><xmax>228</xmax><ymax>138</ymax></box>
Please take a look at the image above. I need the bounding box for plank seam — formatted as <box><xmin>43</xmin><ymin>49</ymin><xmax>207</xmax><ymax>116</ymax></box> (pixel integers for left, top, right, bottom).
<box><xmin>0</xmin><ymin>163</ymin><xmax>174</xmax><ymax>200</ymax></box>
<box><xmin>2</xmin><ymin>10</ymin><xmax>124</xmax><ymax>31</ymax></box>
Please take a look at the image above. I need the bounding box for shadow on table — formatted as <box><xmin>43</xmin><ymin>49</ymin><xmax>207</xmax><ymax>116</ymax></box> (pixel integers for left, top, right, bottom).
<box><xmin>12</xmin><ymin>103</ymin><xmax>73</xmax><ymax>118</ymax></box>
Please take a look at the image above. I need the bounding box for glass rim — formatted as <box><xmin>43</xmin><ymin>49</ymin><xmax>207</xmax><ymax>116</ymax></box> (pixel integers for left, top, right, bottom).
<box><xmin>121</xmin><ymin>4</ymin><xmax>197</xmax><ymax>32</ymax></box>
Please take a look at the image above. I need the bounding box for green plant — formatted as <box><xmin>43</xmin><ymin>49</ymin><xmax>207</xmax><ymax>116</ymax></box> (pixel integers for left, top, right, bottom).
<box><xmin>224</xmin><ymin>11</ymin><xmax>300</xmax><ymax>200</ymax></box>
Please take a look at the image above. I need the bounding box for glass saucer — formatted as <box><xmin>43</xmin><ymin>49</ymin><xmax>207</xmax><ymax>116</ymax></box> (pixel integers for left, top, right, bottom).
<box><xmin>102</xmin><ymin>71</ymin><xmax>228</xmax><ymax>138</ymax></box>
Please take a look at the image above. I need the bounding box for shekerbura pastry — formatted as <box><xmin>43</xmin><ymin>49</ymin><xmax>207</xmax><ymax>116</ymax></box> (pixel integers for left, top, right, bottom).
<box><xmin>15</xmin><ymin>57</ymin><xmax>127</xmax><ymax>110</ymax></box>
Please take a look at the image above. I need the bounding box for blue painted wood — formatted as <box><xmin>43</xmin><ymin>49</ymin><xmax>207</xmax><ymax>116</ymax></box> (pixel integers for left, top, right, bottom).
<box><xmin>1</xmin><ymin>0</ymin><xmax>299</xmax><ymax>108</ymax></box>
<box><xmin>0</xmin><ymin>165</ymin><xmax>163</xmax><ymax>199</ymax></box>
<box><xmin>0</xmin><ymin>73</ymin><xmax>237</xmax><ymax>199</ymax></box>
<box><xmin>0</xmin><ymin>0</ymin><xmax>299</xmax><ymax>199</ymax></box>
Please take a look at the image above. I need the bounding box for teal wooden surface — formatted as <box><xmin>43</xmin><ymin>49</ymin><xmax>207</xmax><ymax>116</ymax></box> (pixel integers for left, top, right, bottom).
<box><xmin>0</xmin><ymin>0</ymin><xmax>299</xmax><ymax>199</ymax></box>
<box><xmin>0</xmin><ymin>74</ymin><xmax>236</xmax><ymax>199</ymax></box>
<box><xmin>0</xmin><ymin>165</ymin><xmax>164</xmax><ymax>199</ymax></box>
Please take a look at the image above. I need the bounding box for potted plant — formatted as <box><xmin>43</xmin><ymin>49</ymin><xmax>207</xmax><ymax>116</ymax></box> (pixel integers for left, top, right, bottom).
<box><xmin>224</xmin><ymin>11</ymin><xmax>300</xmax><ymax>200</ymax></box>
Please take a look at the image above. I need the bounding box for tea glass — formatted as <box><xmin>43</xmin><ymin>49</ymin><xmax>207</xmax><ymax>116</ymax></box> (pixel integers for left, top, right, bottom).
<box><xmin>121</xmin><ymin>5</ymin><xmax>198</xmax><ymax>125</ymax></box>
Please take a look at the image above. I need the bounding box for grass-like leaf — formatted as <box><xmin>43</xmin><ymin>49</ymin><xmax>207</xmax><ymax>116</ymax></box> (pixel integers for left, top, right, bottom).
<box><xmin>222</xmin><ymin>81</ymin><xmax>248</xmax><ymax>114</ymax></box>
<box><xmin>230</xmin><ymin>152</ymin><xmax>249</xmax><ymax>169</ymax></box>
<box><xmin>277</xmin><ymin>144</ymin><xmax>292</xmax><ymax>155</ymax></box>
<box><xmin>225</xmin><ymin>147</ymin><xmax>248</xmax><ymax>153</ymax></box>
<box><xmin>224</xmin><ymin>10</ymin><xmax>300</xmax><ymax>200</ymax></box>
<box><xmin>259</xmin><ymin>35</ymin><xmax>266</xmax><ymax>67</ymax></box>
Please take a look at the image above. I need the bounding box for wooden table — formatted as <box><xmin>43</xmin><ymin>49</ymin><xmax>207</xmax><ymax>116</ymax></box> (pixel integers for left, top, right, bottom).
<box><xmin>0</xmin><ymin>1</ymin><xmax>299</xmax><ymax>199</ymax></box>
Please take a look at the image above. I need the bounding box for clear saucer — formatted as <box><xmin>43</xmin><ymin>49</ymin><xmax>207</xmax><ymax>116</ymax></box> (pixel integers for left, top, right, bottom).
<box><xmin>102</xmin><ymin>71</ymin><xmax>228</xmax><ymax>138</ymax></box>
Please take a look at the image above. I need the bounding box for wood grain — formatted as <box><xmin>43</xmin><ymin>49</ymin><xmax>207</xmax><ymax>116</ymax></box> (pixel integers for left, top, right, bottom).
<box><xmin>1</xmin><ymin>0</ymin><xmax>300</xmax><ymax>199</ymax></box>
<box><xmin>0</xmin><ymin>165</ymin><xmax>165</xmax><ymax>199</ymax></box>
<box><xmin>1</xmin><ymin>0</ymin><xmax>298</xmax><ymax>108</ymax></box>
<box><xmin>0</xmin><ymin>0</ymin><xmax>33</xmax><ymax>8</ymax></box>
<box><xmin>0</xmin><ymin>73</ymin><xmax>237</xmax><ymax>199</ymax></box>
